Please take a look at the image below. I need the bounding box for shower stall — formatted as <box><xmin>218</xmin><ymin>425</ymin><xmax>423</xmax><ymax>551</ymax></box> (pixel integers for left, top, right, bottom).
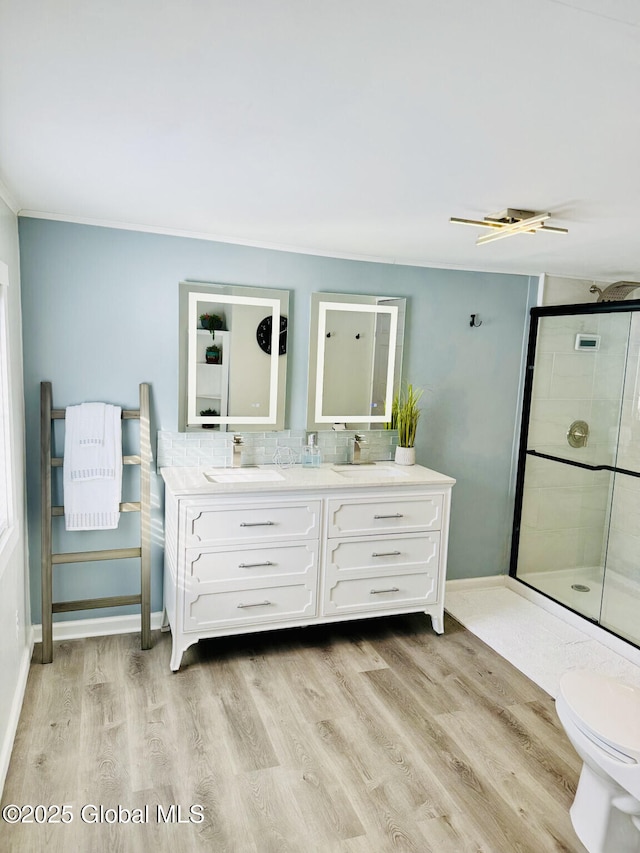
<box><xmin>510</xmin><ymin>299</ymin><xmax>640</xmax><ymax>649</ymax></box>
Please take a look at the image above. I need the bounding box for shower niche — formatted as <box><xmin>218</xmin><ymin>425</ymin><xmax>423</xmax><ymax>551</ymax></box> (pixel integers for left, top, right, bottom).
<box><xmin>510</xmin><ymin>299</ymin><xmax>640</xmax><ymax>649</ymax></box>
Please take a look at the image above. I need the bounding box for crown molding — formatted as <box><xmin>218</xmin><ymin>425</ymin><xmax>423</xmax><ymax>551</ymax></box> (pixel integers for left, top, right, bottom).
<box><xmin>18</xmin><ymin>209</ymin><xmax>395</xmax><ymax>265</ymax></box>
<box><xmin>17</xmin><ymin>210</ymin><xmax>541</xmax><ymax>276</ymax></box>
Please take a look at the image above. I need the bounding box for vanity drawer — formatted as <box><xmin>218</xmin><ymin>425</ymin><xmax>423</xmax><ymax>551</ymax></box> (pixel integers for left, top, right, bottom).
<box><xmin>185</xmin><ymin>541</ymin><xmax>319</xmax><ymax>584</ymax></box>
<box><xmin>325</xmin><ymin>532</ymin><xmax>439</xmax><ymax>574</ymax></box>
<box><xmin>323</xmin><ymin>569</ymin><xmax>438</xmax><ymax>616</ymax></box>
<box><xmin>327</xmin><ymin>495</ymin><xmax>443</xmax><ymax>538</ymax></box>
<box><xmin>184</xmin><ymin>579</ymin><xmax>317</xmax><ymax>631</ymax></box>
<box><xmin>184</xmin><ymin>500</ymin><xmax>321</xmax><ymax>547</ymax></box>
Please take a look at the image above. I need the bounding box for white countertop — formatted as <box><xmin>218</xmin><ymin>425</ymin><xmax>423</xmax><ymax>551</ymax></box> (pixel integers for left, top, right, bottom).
<box><xmin>160</xmin><ymin>461</ymin><xmax>456</xmax><ymax>497</ymax></box>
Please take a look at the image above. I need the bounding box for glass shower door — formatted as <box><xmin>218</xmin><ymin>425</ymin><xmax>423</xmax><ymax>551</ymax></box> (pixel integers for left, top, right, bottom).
<box><xmin>598</xmin><ymin>311</ymin><xmax>640</xmax><ymax>645</ymax></box>
<box><xmin>511</xmin><ymin>306</ymin><xmax>632</xmax><ymax>625</ymax></box>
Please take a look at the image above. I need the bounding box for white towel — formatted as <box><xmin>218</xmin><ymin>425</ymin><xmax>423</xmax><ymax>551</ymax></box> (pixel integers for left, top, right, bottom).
<box><xmin>75</xmin><ymin>401</ymin><xmax>106</xmax><ymax>446</ymax></box>
<box><xmin>63</xmin><ymin>403</ymin><xmax>122</xmax><ymax>530</ymax></box>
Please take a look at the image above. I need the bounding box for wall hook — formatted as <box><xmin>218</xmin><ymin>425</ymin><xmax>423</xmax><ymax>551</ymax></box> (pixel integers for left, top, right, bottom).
<box><xmin>470</xmin><ymin>314</ymin><xmax>482</xmax><ymax>328</ymax></box>
<box><xmin>355</xmin><ymin>333</ymin><xmax>361</xmax><ymax>339</ymax></box>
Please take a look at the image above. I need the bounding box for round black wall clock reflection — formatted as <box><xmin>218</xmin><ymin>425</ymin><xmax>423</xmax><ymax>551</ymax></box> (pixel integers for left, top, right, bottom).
<box><xmin>256</xmin><ymin>315</ymin><xmax>287</xmax><ymax>355</ymax></box>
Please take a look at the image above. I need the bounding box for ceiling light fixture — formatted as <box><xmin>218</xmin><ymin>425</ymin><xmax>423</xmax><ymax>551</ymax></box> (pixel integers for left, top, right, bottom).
<box><xmin>449</xmin><ymin>208</ymin><xmax>569</xmax><ymax>246</ymax></box>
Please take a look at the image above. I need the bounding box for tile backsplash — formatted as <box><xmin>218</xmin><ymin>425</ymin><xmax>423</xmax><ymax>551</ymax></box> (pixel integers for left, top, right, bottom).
<box><xmin>157</xmin><ymin>429</ymin><xmax>398</xmax><ymax>470</ymax></box>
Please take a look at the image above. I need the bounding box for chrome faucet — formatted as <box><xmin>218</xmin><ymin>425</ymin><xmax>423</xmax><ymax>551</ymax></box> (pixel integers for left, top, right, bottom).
<box><xmin>232</xmin><ymin>434</ymin><xmax>244</xmax><ymax>468</ymax></box>
<box><xmin>350</xmin><ymin>433</ymin><xmax>368</xmax><ymax>464</ymax></box>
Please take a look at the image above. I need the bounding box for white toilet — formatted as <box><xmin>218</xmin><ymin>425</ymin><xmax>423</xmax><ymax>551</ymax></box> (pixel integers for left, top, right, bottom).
<box><xmin>556</xmin><ymin>669</ymin><xmax>640</xmax><ymax>853</ymax></box>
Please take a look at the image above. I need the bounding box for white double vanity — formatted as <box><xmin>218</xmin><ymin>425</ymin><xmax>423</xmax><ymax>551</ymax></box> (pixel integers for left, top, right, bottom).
<box><xmin>165</xmin><ymin>279</ymin><xmax>455</xmax><ymax>670</ymax></box>
<box><xmin>161</xmin><ymin>463</ymin><xmax>455</xmax><ymax>671</ymax></box>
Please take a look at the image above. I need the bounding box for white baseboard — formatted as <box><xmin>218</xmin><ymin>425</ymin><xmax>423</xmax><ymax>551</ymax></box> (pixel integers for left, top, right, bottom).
<box><xmin>446</xmin><ymin>574</ymin><xmax>506</xmax><ymax>592</ymax></box>
<box><xmin>32</xmin><ymin>611</ymin><xmax>164</xmax><ymax>643</ymax></box>
<box><xmin>1</xmin><ymin>628</ymin><xmax>34</xmax><ymax>798</ymax></box>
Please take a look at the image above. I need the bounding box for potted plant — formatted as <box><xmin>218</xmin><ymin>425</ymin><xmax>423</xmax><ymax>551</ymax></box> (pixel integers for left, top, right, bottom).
<box><xmin>391</xmin><ymin>383</ymin><xmax>423</xmax><ymax>465</ymax></box>
<box><xmin>205</xmin><ymin>344</ymin><xmax>221</xmax><ymax>364</ymax></box>
<box><xmin>199</xmin><ymin>313</ymin><xmax>224</xmax><ymax>334</ymax></box>
<box><xmin>199</xmin><ymin>407</ymin><xmax>219</xmax><ymax>428</ymax></box>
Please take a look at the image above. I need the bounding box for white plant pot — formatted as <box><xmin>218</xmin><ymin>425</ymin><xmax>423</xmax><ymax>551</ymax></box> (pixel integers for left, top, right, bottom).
<box><xmin>395</xmin><ymin>446</ymin><xmax>416</xmax><ymax>466</ymax></box>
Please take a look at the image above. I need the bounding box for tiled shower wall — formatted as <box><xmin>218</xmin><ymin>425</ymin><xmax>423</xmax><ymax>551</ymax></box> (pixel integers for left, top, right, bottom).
<box><xmin>157</xmin><ymin>428</ymin><xmax>398</xmax><ymax>469</ymax></box>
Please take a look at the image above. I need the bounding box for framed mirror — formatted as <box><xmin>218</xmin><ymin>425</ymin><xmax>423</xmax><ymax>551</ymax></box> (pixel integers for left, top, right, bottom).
<box><xmin>179</xmin><ymin>281</ymin><xmax>289</xmax><ymax>431</ymax></box>
<box><xmin>306</xmin><ymin>292</ymin><xmax>406</xmax><ymax>430</ymax></box>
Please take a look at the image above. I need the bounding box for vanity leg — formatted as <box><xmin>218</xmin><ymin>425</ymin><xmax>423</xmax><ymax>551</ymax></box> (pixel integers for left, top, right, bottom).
<box><xmin>170</xmin><ymin>643</ymin><xmax>183</xmax><ymax>672</ymax></box>
<box><xmin>161</xmin><ymin>608</ymin><xmax>170</xmax><ymax>632</ymax></box>
<box><xmin>170</xmin><ymin>637</ymin><xmax>200</xmax><ymax>672</ymax></box>
<box><xmin>430</xmin><ymin>610</ymin><xmax>444</xmax><ymax>634</ymax></box>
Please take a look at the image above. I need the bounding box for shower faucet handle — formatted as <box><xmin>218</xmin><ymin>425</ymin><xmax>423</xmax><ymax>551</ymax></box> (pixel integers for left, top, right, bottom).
<box><xmin>567</xmin><ymin>420</ymin><xmax>589</xmax><ymax>448</ymax></box>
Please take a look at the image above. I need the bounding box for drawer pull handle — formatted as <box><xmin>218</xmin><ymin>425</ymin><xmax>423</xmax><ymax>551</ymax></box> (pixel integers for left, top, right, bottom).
<box><xmin>373</xmin><ymin>513</ymin><xmax>404</xmax><ymax>519</ymax></box>
<box><xmin>370</xmin><ymin>587</ymin><xmax>400</xmax><ymax>595</ymax></box>
<box><xmin>240</xmin><ymin>521</ymin><xmax>275</xmax><ymax>527</ymax></box>
<box><xmin>237</xmin><ymin>600</ymin><xmax>272</xmax><ymax>609</ymax></box>
<box><xmin>371</xmin><ymin>551</ymin><xmax>401</xmax><ymax>558</ymax></box>
<box><xmin>238</xmin><ymin>560</ymin><xmax>274</xmax><ymax>568</ymax></box>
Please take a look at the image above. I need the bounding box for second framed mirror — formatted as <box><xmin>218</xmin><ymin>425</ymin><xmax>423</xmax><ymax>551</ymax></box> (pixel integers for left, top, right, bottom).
<box><xmin>307</xmin><ymin>292</ymin><xmax>406</xmax><ymax>431</ymax></box>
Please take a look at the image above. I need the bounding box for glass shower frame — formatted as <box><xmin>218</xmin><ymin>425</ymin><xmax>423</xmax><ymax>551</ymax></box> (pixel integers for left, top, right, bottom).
<box><xmin>510</xmin><ymin>299</ymin><xmax>640</xmax><ymax>650</ymax></box>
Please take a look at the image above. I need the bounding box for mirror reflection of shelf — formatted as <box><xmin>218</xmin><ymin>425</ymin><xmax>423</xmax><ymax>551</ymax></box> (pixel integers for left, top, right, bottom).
<box><xmin>197</xmin><ymin>328</ymin><xmax>228</xmax><ymax>364</ymax></box>
<box><xmin>195</xmin><ymin>330</ymin><xmax>230</xmax><ymax>429</ymax></box>
<box><xmin>195</xmin><ymin>397</ymin><xmax>224</xmax><ymax>430</ymax></box>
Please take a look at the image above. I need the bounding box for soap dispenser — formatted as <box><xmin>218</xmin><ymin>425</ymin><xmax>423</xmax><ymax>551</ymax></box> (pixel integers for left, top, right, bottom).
<box><xmin>302</xmin><ymin>433</ymin><xmax>322</xmax><ymax>468</ymax></box>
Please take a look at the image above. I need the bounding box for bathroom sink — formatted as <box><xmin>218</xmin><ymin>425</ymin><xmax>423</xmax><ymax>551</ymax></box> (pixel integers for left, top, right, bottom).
<box><xmin>333</xmin><ymin>463</ymin><xmax>409</xmax><ymax>479</ymax></box>
<box><xmin>204</xmin><ymin>468</ymin><xmax>285</xmax><ymax>484</ymax></box>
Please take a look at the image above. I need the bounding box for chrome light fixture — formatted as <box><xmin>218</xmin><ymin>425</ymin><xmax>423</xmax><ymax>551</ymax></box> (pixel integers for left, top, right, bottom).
<box><xmin>449</xmin><ymin>208</ymin><xmax>568</xmax><ymax>245</ymax></box>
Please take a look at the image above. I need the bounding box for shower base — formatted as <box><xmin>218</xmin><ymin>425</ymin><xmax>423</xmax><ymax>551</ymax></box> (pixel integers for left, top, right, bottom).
<box><xmin>517</xmin><ymin>566</ymin><xmax>640</xmax><ymax>647</ymax></box>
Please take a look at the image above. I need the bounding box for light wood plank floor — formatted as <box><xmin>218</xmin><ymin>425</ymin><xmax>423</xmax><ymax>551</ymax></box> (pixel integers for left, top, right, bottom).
<box><xmin>2</xmin><ymin>614</ymin><xmax>587</xmax><ymax>852</ymax></box>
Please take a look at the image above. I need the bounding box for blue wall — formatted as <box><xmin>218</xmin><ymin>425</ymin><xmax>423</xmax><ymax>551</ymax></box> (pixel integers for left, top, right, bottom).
<box><xmin>19</xmin><ymin>217</ymin><xmax>535</xmax><ymax>622</ymax></box>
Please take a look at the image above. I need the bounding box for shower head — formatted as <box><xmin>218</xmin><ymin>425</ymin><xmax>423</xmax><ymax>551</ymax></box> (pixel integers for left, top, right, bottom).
<box><xmin>589</xmin><ymin>281</ymin><xmax>640</xmax><ymax>302</ymax></box>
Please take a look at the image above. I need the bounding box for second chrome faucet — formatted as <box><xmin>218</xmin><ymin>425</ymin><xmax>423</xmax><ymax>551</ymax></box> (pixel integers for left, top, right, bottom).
<box><xmin>350</xmin><ymin>433</ymin><xmax>368</xmax><ymax>465</ymax></box>
<box><xmin>232</xmin><ymin>434</ymin><xmax>243</xmax><ymax>468</ymax></box>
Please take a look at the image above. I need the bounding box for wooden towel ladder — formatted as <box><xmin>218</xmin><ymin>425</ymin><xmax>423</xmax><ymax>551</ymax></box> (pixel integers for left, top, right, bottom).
<box><xmin>40</xmin><ymin>381</ymin><xmax>152</xmax><ymax>663</ymax></box>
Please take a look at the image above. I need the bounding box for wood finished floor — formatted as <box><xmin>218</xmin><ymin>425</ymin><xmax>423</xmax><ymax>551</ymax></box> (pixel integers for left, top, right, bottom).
<box><xmin>2</xmin><ymin>614</ymin><xmax>587</xmax><ymax>853</ymax></box>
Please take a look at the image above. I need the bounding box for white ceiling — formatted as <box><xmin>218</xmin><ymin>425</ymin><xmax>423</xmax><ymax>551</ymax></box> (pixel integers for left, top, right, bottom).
<box><xmin>2</xmin><ymin>0</ymin><xmax>640</xmax><ymax>280</ymax></box>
